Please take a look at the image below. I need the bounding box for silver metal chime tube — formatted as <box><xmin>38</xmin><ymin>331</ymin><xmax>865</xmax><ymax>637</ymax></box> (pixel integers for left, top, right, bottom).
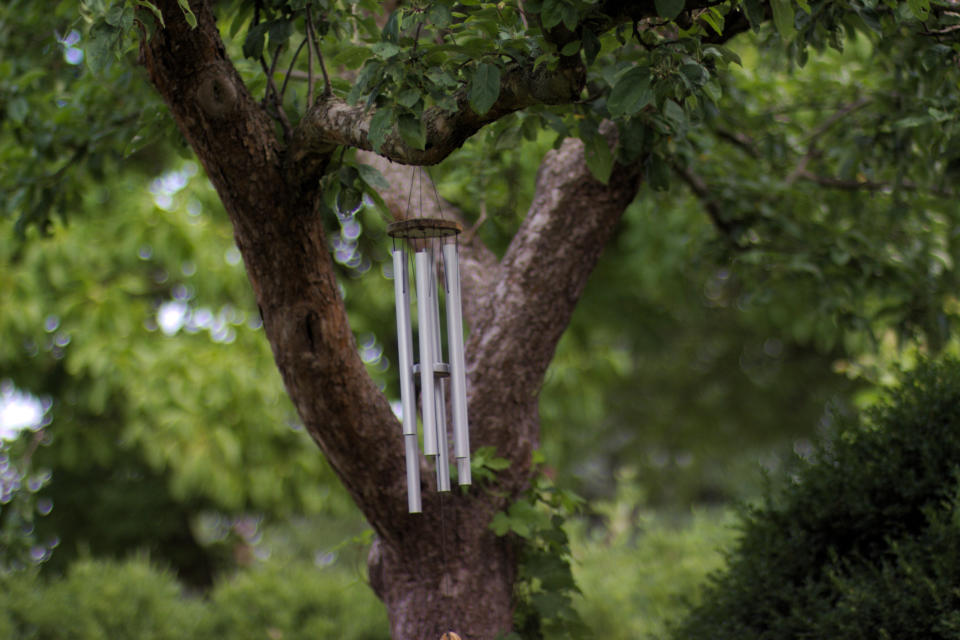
<box><xmin>443</xmin><ymin>242</ymin><xmax>471</xmax><ymax>485</ymax></box>
<box><xmin>429</xmin><ymin>253</ymin><xmax>452</xmax><ymax>492</ymax></box>
<box><xmin>388</xmin><ymin>217</ymin><xmax>471</xmax><ymax>513</ymax></box>
<box><xmin>414</xmin><ymin>249</ymin><xmax>439</xmax><ymax>457</ymax></box>
<box><xmin>391</xmin><ymin>248</ymin><xmax>421</xmax><ymax>513</ymax></box>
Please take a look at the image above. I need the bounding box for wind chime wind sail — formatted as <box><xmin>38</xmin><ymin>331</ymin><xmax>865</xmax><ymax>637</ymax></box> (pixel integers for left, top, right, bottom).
<box><xmin>388</xmin><ymin>188</ymin><xmax>471</xmax><ymax>514</ymax></box>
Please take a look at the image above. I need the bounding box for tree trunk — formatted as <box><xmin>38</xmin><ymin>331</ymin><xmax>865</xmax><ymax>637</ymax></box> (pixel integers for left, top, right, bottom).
<box><xmin>141</xmin><ymin>2</ymin><xmax>641</xmax><ymax>638</ymax></box>
<box><xmin>368</xmin><ymin>498</ymin><xmax>518</xmax><ymax>639</ymax></box>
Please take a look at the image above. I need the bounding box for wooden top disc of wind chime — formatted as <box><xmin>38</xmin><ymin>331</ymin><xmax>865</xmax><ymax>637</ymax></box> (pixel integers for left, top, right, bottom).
<box><xmin>387</xmin><ymin>217</ymin><xmax>462</xmax><ymax>239</ymax></box>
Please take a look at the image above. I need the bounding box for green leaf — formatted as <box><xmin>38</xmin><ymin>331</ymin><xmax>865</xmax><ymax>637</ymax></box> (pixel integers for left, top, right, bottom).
<box><xmin>607</xmin><ymin>67</ymin><xmax>653</xmax><ymax>118</ymax></box>
<box><xmin>618</xmin><ymin>117</ymin><xmax>648</xmax><ymax>163</ymax></box>
<box><xmin>429</xmin><ymin>3</ymin><xmax>452</xmax><ymax>28</ymax></box>
<box><xmin>137</xmin><ymin>1</ymin><xmax>165</xmax><ymax>28</ymax></box>
<box><xmin>560</xmin><ymin>2</ymin><xmax>579</xmax><ymax>30</ymax></box>
<box><xmin>701</xmin><ymin>7</ymin><xmax>724</xmax><ymax>35</ymax></box>
<box><xmin>85</xmin><ymin>22</ymin><xmax>119</xmax><ymax>74</ymax></box>
<box><xmin>521</xmin><ymin>115</ymin><xmax>541</xmax><ymax>141</ymax></box>
<box><xmin>680</xmin><ymin>63</ymin><xmax>710</xmax><ymax>88</ymax></box>
<box><xmin>105</xmin><ymin>4</ymin><xmax>131</xmax><ymax>30</ymax></box>
<box><xmin>646</xmin><ymin>154</ymin><xmax>671</xmax><ymax>191</ymax></box>
<box><xmin>560</xmin><ymin>40</ymin><xmax>581</xmax><ymax>56</ymax></box>
<box><xmin>396</xmin><ymin>88</ymin><xmax>421</xmax><ymax>109</ymax></box>
<box><xmin>397</xmin><ymin>113</ymin><xmax>425</xmax><ymax>150</ymax></box>
<box><xmin>655</xmin><ymin>0</ymin><xmax>685</xmax><ymax>20</ymax></box>
<box><xmin>242</xmin><ymin>22</ymin><xmax>268</xmax><ymax>60</ymax></box>
<box><xmin>370</xmin><ymin>41</ymin><xmax>400</xmax><ymax>59</ymax></box>
<box><xmin>703</xmin><ymin>45</ymin><xmax>742</xmax><ymax>66</ymax></box>
<box><xmin>743</xmin><ymin>0</ymin><xmax>765</xmax><ymax>30</ymax></box>
<box><xmin>332</xmin><ymin>45</ymin><xmax>369</xmax><ymax>70</ymax></box>
<box><xmin>662</xmin><ymin>99</ymin><xmax>688</xmax><ymax>133</ymax></box>
<box><xmin>266</xmin><ymin>18</ymin><xmax>292</xmax><ymax>50</ymax></box>
<box><xmin>582</xmin><ymin>28</ymin><xmax>601</xmax><ymax>66</ymax></box>
<box><xmin>7</xmin><ymin>97</ymin><xmax>28</xmax><ymax>125</ymax></box>
<box><xmin>368</xmin><ymin>106</ymin><xmax>394</xmax><ymax>152</ymax></box>
<box><xmin>583</xmin><ymin>129</ymin><xmax>614</xmax><ymax>184</ymax></box>
<box><xmin>490</xmin><ymin>512</ymin><xmax>512</xmax><ymax>536</ymax></box>
<box><xmin>540</xmin><ymin>0</ymin><xmax>562</xmax><ymax>30</ymax></box>
<box><xmin>382</xmin><ymin>10</ymin><xmax>400</xmax><ymax>43</ymax></box>
<box><xmin>356</xmin><ymin>164</ymin><xmax>391</xmax><ymax>191</ymax></box>
<box><xmin>177</xmin><ymin>0</ymin><xmax>197</xmax><ymax>28</ymax></box>
<box><xmin>468</xmin><ymin>63</ymin><xmax>501</xmax><ymax>116</ymax></box>
<box><xmin>494</xmin><ymin>126</ymin><xmax>522</xmax><ymax>152</ymax></box>
<box><xmin>770</xmin><ymin>0</ymin><xmax>796</xmax><ymax>41</ymax></box>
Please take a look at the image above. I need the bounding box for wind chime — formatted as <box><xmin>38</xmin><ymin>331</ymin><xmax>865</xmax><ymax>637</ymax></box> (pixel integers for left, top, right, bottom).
<box><xmin>388</xmin><ymin>173</ymin><xmax>471</xmax><ymax>514</ymax></box>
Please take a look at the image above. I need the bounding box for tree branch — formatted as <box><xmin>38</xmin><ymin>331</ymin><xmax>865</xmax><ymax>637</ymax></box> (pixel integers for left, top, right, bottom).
<box><xmin>786</xmin><ymin>97</ymin><xmax>871</xmax><ymax>184</ymax></box>
<box><xmin>672</xmin><ymin>161</ymin><xmax>738</xmax><ymax>239</ymax></box>
<box><xmin>795</xmin><ymin>169</ymin><xmax>955</xmax><ymax>197</ymax></box>
<box><xmin>466</xmin><ymin>125</ymin><xmax>643</xmax><ymax>472</ymax></box>
<box><xmin>288</xmin><ymin>61</ymin><xmax>585</xmax><ymax>182</ymax></box>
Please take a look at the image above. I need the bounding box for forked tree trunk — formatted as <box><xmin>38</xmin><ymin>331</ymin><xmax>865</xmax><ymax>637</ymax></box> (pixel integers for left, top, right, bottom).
<box><xmin>142</xmin><ymin>2</ymin><xmax>641</xmax><ymax>638</ymax></box>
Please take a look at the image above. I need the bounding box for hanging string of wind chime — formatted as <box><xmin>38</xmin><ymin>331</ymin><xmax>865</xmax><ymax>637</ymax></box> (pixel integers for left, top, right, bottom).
<box><xmin>388</xmin><ymin>168</ymin><xmax>471</xmax><ymax>514</ymax></box>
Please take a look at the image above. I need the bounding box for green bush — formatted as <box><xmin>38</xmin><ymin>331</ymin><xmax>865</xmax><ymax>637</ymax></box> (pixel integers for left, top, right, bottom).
<box><xmin>570</xmin><ymin>474</ymin><xmax>735</xmax><ymax>640</ymax></box>
<box><xmin>0</xmin><ymin>557</ymin><xmax>203</xmax><ymax>640</ymax></box>
<box><xmin>672</xmin><ymin>358</ymin><xmax>960</xmax><ymax>640</ymax></box>
<box><xmin>203</xmin><ymin>561</ymin><xmax>389</xmax><ymax>640</ymax></box>
<box><xmin>0</xmin><ymin>555</ymin><xmax>388</xmax><ymax>640</ymax></box>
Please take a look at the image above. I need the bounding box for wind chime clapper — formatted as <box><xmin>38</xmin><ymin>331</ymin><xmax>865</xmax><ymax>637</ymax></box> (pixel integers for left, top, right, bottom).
<box><xmin>389</xmin><ymin>217</ymin><xmax>472</xmax><ymax>514</ymax></box>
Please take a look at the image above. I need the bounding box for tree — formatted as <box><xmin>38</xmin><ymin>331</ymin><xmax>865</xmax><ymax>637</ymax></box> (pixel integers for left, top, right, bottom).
<box><xmin>4</xmin><ymin>0</ymin><xmax>960</xmax><ymax>637</ymax></box>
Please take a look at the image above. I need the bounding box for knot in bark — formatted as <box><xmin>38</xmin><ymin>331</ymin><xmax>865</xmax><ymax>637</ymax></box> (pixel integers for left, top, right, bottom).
<box><xmin>195</xmin><ymin>66</ymin><xmax>238</xmax><ymax>119</ymax></box>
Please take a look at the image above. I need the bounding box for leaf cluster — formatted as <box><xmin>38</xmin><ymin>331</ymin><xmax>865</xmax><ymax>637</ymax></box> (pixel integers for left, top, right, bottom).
<box><xmin>491</xmin><ymin>456</ymin><xmax>587</xmax><ymax>640</ymax></box>
<box><xmin>1</xmin><ymin>0</ymin><xmax>179</xmax><ymax>234</ymax></box>
<box><xmin>0</xmin><ymin>162</ymin><xmax>355</xmax><ymax>581</ymax></box>
<box><xmin>672</xmin><ymin>357</ymin><xmax>960</xmax><ymax>640</ymax></box>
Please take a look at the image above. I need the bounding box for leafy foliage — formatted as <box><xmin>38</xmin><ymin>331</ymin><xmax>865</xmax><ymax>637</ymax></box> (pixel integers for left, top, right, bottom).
<box><xmin>0</xmin><ymin>162</ymin><xmax>355</xmax><ymax>582</ymax></box>
<box><xmin>491</xmin><ymin>455</ymin><xmax>586</xmax><ymax>639</ymax></box>
<box><xmin>540</xmin><ymin>183</ymin><xmax>860</xmax><ymax>505</ymax></box>
<box><xmin>0</xmin><ymin>0</ymin><xmax>178</xmax><ymax>233</ymax></box>
<box><xmin>572</xmin><ymin>475</ymin><xmax>736</xmax><ymax>640</ymax></box>
<box><xmin>0</xmin><ymin>555</ymin><xmax>389</xmax><ymax>640</ymax></box>
<box><xmin>673</xmin><ymin>357</ymin><xmax>960</xmax><ymax>640</ymax></box>
<box><xmin>0</xmin><ymin>418</ymin><xmax>54</xmax><ymax>573</ymax></box>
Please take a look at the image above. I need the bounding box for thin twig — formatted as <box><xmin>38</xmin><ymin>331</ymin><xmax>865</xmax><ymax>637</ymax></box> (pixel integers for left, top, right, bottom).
<box><xmin>787</xmin><ymin>97</ymin><xmax>871</xmax><ymax>184</ymax></box>
<box><xmin>714</xmin><ymin>128</ymin><xmax>760</xmax><ymax>157</ymax></box>
<box><xmin>305</xmin><ymin>7</ymin><xmax>332</xmax><ymax>98</ymax></box>
<box><xmin>796</xmin><ymin>169</ymin><xmax>954</xmax><ymax>198</ymax></box>
<box><xmin>280</xmin><ymin>37</ymin><xmax>308</xmax><ymax>101</ymax></box>
<box><xmin>922</xmin><ymin>23</ymin><xmax>960</xmax><ymax>36</ymax></box>
<box><xmin>307</xmin><ymin>26</ymin><xmax>315</xmax><ymax>105</ymax></box>
<box><xmin>671</xmin><ymin>161</ymin><xmax>737</xmax><ymax>240</ymax></box>
<box><xmin>267</xmin><ymin>42</ymin><xmax>283</xmax><ymax>79</ymax></box>
<box><xmin>803</xmin><ymin>96</ymin><xmax>872</xmax><ymax>144</ymax></box>
<box><xmin>260</xmin><ymin>53</ymin><xmax>293</xmax><ymax>139</ymax></box>
<box><xmin>463</xmin><ymin>200</ymin><xmax>488</xmax><ymax>244</ymax></box>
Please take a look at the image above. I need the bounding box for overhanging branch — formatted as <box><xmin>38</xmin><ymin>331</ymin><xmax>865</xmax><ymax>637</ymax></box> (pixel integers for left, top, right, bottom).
<box><xmin>288</xmin><ymin>61</ymin><xmax>585</xmax><ymax>180</ymax></box>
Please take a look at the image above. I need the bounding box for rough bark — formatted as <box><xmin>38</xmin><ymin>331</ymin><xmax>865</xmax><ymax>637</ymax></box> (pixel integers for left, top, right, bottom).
<box><xmin>142</xmin><ymin>2</ymin><xmax>641</xmax><ymax>638</ymax></box>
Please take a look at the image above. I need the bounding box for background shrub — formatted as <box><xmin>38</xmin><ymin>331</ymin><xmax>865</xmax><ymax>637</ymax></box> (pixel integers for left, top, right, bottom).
<box><xmin>672</xmin><ymin>358</ymin><xmax>960</xmax><ymax>640</ymax></box>
<box><xmin>572</xmin><ymin>486</ymin><xmax>735</xmax><ymax>640</ymax></box>
<box><xmin>202</xmin><ymin>561</ymin><xmax>389</xmax><ymax>640</ymax></box>
<box><xmin>0</xmin><ymin>555</ymin><xmax>388</xmax><ymax>640</ymax></box>
<box><xmin>0</xmin><ymin>557</ymin><xmax>203</xmax><ymax>640</ymax></box>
